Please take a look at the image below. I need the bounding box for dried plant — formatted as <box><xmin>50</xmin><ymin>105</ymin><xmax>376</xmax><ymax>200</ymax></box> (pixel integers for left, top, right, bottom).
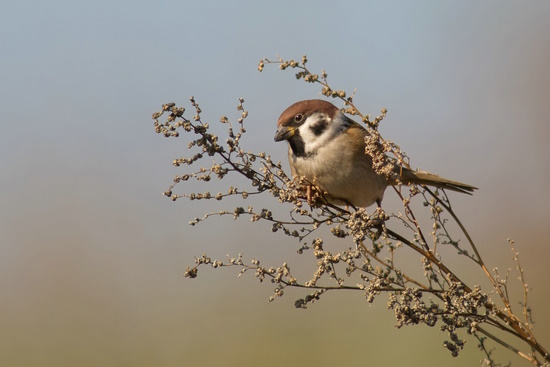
<box><xmin>152</xmin><ymin>56</ymin><xmax>548</xmax><ymax>366</ymax></box>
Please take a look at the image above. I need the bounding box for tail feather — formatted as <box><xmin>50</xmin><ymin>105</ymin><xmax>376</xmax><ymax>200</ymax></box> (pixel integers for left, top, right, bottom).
<box><xmin>395</xmin><ymin>167</ymin><xmax>477</xmax><ymax>195</ymax></box>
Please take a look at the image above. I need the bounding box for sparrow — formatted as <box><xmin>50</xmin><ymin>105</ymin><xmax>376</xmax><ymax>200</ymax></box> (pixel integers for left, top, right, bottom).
<box><xmin>274</xmin><ymin>99</ymin><xmax>477</xmax><ymax>208</ymax></box>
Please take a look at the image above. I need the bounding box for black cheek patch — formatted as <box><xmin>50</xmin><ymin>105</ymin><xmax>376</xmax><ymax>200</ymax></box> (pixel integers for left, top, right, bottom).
<box><xmin>310</xmin><ymin>120</ymin><xmax>328</xmax><ymax>136</ymax></box>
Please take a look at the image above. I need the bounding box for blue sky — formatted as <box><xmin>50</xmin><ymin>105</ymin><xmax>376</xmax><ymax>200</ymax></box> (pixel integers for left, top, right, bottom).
<box><xmin>1</xmin><ymin>1</ymin><xmax>549</xmax><ymax>366</ymax></box>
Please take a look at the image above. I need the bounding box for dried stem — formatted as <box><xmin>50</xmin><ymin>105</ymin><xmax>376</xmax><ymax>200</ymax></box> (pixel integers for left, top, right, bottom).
<box><xmin>152</xmin><ymin>56</ymin><xmax>548</xmax><ymax>366</ymax></box>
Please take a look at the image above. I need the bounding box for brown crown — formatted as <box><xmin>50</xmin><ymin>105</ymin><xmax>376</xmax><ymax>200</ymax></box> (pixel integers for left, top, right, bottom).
<box><xmin>277</xmin><ymin>99</ymin><xmax>339</xmax><ymax>127</ymax></box>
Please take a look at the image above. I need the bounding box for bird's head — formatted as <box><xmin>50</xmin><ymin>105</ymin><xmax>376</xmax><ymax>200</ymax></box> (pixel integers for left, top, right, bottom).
<box><xmin>274</xmin><ymin>99</ymin><xmax>348</xmax><ymax>157</ymax></box>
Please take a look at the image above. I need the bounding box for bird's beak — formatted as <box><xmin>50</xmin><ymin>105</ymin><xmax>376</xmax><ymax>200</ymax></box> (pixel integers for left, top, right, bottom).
<box><xmin>274</xmin><ymin>126</ymin><xmax>295</xmax><ymax>142</ymax></box>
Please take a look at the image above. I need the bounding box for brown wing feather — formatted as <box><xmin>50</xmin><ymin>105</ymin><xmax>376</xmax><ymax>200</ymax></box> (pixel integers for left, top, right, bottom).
<box><xmin>346</xmin><ymin>121</ymin><xmax>370</xmax><ymax>158</ymax></box>
<box><xmin>347</xmin><ymin>119</ymin><xmax>477</xmax><ymax>194</ymax></box>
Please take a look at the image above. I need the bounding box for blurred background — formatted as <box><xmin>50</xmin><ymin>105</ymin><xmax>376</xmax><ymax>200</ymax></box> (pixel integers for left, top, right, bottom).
<box><xmin>1</xmin><ymin>1</ymin><xmax>549</xmax><ymax>366</ymax></box>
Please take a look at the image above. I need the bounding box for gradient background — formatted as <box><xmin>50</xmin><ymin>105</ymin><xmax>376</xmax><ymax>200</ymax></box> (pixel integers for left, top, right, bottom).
<box><xmin>1</xmin><ymin>1</ymin><xmax>549</xmax><ymax>366</ymax></box>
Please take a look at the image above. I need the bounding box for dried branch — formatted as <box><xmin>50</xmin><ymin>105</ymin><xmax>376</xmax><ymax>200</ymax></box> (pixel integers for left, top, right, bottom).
<box><xmin>152</xmin><ymin>56</ymin><xmax>548</xmax><ymax>366</ymax></box>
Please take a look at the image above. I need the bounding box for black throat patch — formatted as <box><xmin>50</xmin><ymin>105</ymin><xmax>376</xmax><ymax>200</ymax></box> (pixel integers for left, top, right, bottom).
<box><xmin>288</xmin><ymin>132</ymin><xmax>308</xmax><ymax>158</ymax></box>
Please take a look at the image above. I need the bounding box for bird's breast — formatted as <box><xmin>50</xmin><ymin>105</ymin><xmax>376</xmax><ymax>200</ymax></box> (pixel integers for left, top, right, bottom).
<box><xmin>288</xmin><ymin>134</ymin><xmax>387</xmax><ymax>207</ymax></box>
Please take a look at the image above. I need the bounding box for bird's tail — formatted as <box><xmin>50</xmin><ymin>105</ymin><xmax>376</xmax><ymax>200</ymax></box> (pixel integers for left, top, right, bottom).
<box><xmin>394</xmin><ymin>167</ymin><xmax>477</xmax><ymax>195</ymax></box>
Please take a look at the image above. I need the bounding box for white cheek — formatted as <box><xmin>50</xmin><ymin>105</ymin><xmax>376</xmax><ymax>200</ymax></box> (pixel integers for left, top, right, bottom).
<box><xmin>299</xmin><ymin>114</ymin><xmax>333</xmax><ymax>154</ymax></box>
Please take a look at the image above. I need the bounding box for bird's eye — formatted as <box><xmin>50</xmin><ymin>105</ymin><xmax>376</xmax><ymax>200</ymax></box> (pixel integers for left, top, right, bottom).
<box><xmin>294</xmin><ymin>114</ymin><xmax>303</xmax><ymax>122</ymax></box>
